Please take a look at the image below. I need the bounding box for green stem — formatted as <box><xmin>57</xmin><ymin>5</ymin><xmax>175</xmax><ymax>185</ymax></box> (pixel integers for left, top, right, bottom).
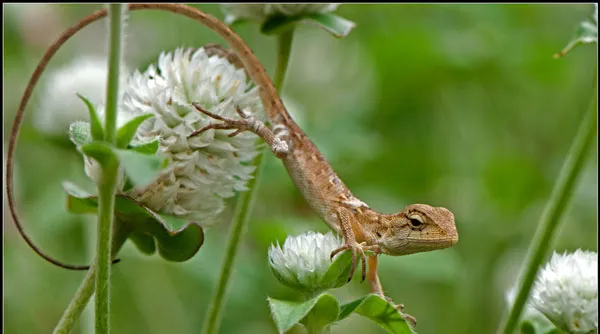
<box><xmin>201</xmin><ymin>28</ymin><xmax>295</xmax><ymax>334</ymax></box>
<box><xmin>53</xmin><ymin>223</ymin><xmax>131</xmax><ymax>334</ymax></box>
<box><xmin>273</xmin><ymin>27</ymin><xmax>295</xmax><ymax>91</ymax></box>
<box><xmin>95</xmin><ymin>4</ymin><xmax>125</xmax><ymax>333</ymax></box>
<box><xmin>499</xmin><ymin>72</ymin><xmax>597</xmax><ymax>334</ymax></box>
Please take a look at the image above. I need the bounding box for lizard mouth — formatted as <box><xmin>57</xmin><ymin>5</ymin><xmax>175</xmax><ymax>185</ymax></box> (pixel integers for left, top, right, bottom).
<box><xmin>379</xmin><ymin>236</ymin><xmax>458</xmax><ymax>256</ymax></box>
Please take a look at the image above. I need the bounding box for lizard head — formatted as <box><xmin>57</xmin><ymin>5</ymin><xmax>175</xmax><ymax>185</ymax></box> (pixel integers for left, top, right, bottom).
<box><xmin>373</xmin><ymin>204</ymin><xmax>458</xmax><ymax>256</ymax></box>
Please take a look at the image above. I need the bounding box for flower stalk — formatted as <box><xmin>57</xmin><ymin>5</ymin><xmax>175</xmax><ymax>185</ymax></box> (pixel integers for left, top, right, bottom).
<box><xmin>499</xmin><ymin>71</ymin><xmax>597</xmax><ymax>334</ymax></box>
<box><xmin>54</xmin><ymin>222</ymin><xmax>131</xmax><ymax>334</ymax></box>
<box><xmin>95</xmin><ymin>4</ymin><xmax>125</xmax><ymax>333</ymax></box>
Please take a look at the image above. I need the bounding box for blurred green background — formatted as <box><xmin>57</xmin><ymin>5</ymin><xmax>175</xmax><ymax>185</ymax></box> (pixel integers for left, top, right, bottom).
<box><xmin>3</xmin><ymin>4</ymin><xmax>597</xmax><ymax>334</ymax></box>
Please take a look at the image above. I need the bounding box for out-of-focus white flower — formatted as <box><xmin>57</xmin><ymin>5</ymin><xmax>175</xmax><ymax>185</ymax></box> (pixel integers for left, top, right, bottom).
<box><xmin>268</xmin><ymin>231</ymin><xmax>346</xmax><ymax>292</ymax></box>
<box><xmin>530</xmin><ymin>249</ymin><xmax>597</xmax><ymax>333</ymax></box>
<box><xmin>221</xmin><ymin>4</ymin><xmax>340</xmax><ymax>25</ymax></box>
<box><xmin>120</xmin><ymin>47</ymin><xmax>263</xmax><ymax>227</ymax></box>
<box><xmin>35</xmin><ymin>57</ymin><xmax>128</xmax><ymax>134</ymax></box>
<box><xmin>593</xmin><ymin>4</ymin><xmax>597</xmax><ymax>25</ymax></box>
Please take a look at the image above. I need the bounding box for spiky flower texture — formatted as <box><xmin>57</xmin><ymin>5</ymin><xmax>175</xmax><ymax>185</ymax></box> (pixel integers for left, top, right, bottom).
<box><xmin>530</xmin><ymin>250</ymin><xmax>597</xmax><ymax>333</ymax></box>
<box><xmin>69</xmin><ymin>47</ymin><xmax>264</xmax><ymax>227</ymax></box>
<box><xmin>268</xmin><ymin>231</ymin><xmax>346</xmax><ymax>292</ymax></box>
<box><xmin>121</xmin><ymin>48</ymin><xmax>263</xmax><ymax>227</ymax></box>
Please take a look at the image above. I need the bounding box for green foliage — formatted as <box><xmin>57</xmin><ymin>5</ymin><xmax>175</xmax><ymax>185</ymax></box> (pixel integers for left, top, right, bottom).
<box><xmin>63</xmin><ymin>181</ymin><xmax>205</xmax><ymax>262</ymax></box>
<box><xmin>268</xmin><ymin>293</ymin><xmax>414</xmax><ymax>334</ymax></box>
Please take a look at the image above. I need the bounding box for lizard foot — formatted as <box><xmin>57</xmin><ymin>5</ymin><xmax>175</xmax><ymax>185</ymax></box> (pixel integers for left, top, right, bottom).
<box><xmin>330</xmin><ymin>241</ymin><xmax>368</xmax><ymax>283</ymax></box>
<box><xmin>190</xmin><ymin>103</ymin><xmax>288</xmax><ymax>158</ymax></box>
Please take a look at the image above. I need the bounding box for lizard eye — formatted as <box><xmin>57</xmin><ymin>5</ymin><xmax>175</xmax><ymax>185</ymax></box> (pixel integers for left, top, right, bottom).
<box><xmin>408</xmin><ymin>214</ymin><xmax>425</xmax><ymax>229</ymax></box>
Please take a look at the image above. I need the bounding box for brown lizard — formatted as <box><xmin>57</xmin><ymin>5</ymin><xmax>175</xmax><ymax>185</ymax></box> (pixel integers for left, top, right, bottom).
<box><xmin>182</xmin><ymin>5</ymin><xmax>459</xmax><ymax>306</ymax></box>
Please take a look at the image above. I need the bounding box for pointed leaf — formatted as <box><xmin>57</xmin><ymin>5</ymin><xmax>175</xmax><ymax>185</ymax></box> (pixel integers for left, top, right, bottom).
<box><xmin>261</xmin><ymin>13</ymin><xmax>355</xmax><ymax>38</ymax></box>
<box><xmin>339</xmin><ymin>294</ymin><xmax>414</xmax><ymax>334</ymax></box>
<box><xmin>77</xmin><ymin>93</ymin><xmax>104</xmax><ymax>141</ymax></box>
<box><xmin>268</xmin><ymin>293</ymin><xmax>339</xmax><ymax>334</ymax></box>
<box><xmin>114</xmin><ymin>148</ymin><xmax>164</xmax><ymax>187</ymax></box>
<box><xmin>116</xmin><ymin>113</ymin><xmax>154</xmax><ymax>148</ymax></box>
<box><xmin>130</xmin><ymin>138</ymin><xmax>160</xmax><ymax>155</ymax></box>
<box><xmin>80</xmin><ymin>142</ymin><xmax>117</xmax><ymax>168</ymax></box>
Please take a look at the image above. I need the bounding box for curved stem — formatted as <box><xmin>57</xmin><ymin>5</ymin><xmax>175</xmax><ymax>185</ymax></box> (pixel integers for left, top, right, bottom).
<box><xmin>201</xmin><ymin>28</ymin><xmax>295</xmax><ymax>334</ymax></box>
<box><xmin>95</xmin><ymin>4</ymin><xmax>126</xmax><ymax>333</ymax></box>
<box><xmin>53</xmin><ymin>223</ymin><xmax>131</xmax><ymax>334</ymax></box>
<box><xmin>499</xmin><ymin>71</ymin><xmax>597</xmax><ymax>334</ymax></box>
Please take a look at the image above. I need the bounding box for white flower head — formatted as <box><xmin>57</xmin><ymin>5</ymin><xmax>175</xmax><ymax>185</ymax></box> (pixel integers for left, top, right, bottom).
<box><xmin>530</xmin><ymin>249</ymin><xmax>598</xmax><ymax>333</ymax></box>
<box><xmin>221</xmin><ymin>4</ymin><xmax>340</xmax><ymax>25</ymax></box>
<box><xmin>35</xmin><ymin>57</ymin><xmax>128</xmax><ymax>134</ymax></box>
<box><xmin>268</xmin><ymin>231</ymin><xmax>347</xmax><ymax>292</ymax></box>
<box><xmin>121</xmin><ymin>47</ymin><xmax>263</xmax><ymax>227</ymax></box>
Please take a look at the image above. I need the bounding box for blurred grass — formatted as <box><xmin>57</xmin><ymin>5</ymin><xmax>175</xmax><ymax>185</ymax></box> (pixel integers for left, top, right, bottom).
<box><xmin>3</xmin><ymin>4</ymin><xmax>597</xmax><ymax>334</ymax></box>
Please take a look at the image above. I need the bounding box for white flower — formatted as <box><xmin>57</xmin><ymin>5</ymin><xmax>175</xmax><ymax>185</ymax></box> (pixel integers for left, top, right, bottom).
<box><xmin>35</xmin><ymin>57</ymin><xmax>128</xmax><ymax>134</ymax></box>
<box><xmin>121</xmin><ymin>47</ymin><xmax>263</xmax><ymax>227</ymax></box>
<box><xmin>221</xmin><ymin>4</ymin><xmax>340</xmax><ymax>25</ymax></box>
<box><xmin>530</xmin><ymin>249</ymin><xmax>597</xmax><ymax>333</ymax></box>
<box><xmin>268</xmin><ymin>231</ymin><xmax>346</xmax><ymax>292</ymax></box>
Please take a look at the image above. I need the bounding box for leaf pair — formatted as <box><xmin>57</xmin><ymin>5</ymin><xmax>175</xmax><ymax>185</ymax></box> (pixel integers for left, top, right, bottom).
<box><xmin>268</xmin><ymin>293</ymin><xmax>415</xmax><ymax>334</ymax></box>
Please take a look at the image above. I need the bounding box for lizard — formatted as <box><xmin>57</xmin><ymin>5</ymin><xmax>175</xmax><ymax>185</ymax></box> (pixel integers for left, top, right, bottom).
<box><xmin>182</xmin><ymin>5</ymin><xmax>459</xmax><ymax>315</ymax></box>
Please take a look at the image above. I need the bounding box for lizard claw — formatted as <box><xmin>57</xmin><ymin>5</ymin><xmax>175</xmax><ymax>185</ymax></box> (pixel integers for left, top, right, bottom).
<box><xmin>330</xmin><ymin>241</ymin><xmax>367</xmax><ymax>283</ymax></box>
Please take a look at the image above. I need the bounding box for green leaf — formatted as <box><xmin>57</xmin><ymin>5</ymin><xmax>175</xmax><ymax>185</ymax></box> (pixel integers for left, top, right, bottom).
<box><xmin>339</xmin><ymin>294</ymin><xmax>415</xmax><ymax>334</ymax></box>
<box><xmin>268</xmin><ymin>293</ymin><xmax>340</xmax><ymax>334</ymax></box>
<box><xmin>80</xmin><ymin>142</ymin><xmax>117</xmax><ymax>168</ymax></box>
<box><xmin>116</xmin><ymin>113</ymin><xmax>154</xmax><ymax>148</ymax></box>
<box><xmin>320</xmin><ymin>249</ymin><xmax>353</xmax><ymax>289</ymax></box>
<box><xmin>301</xmin><ymin>294</ymin><xmax>339</xmax><ymax>332</ymax></box>
<box><xmin>77</xmin><ymin>93</ymin><xmax>104</xmax><ymax>141</ymax></box>
<box><xmin>128</xmin><ymin>230</ymin><xmax>156</xmax><ymax>255</ymax></box>
<box><xmin>261</xmin><ymin>13</ymin><xmax>355</xmax><ymax>38</ymax></box>
<box><xmin>130</xmin><ymin>138</ymin><xmax>160</xmax><ymax>155</ymax></box>
<box><xmin>63</xmin><ymin>181</ymin><xmax>98</xmax><ymax>214</ymax></box>
<box><xmin>62</xmin><ymin>186</ymin><xmax>204</xmax><ymax>262</ymax></box>
<box><xmin>114</xmin><ymin>148</ymin><xmax>164</xmax><ymax>187</ymax></box>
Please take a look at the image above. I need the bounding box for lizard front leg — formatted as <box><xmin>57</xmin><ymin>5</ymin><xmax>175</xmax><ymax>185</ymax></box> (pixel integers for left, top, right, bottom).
<box><xmin>190</xmin><ymin>103</ymin><xmax>289</xmax><ymax>159</ymax></box>
<box><xmin>329</xmin><ymin>207</ymin><xmax>380</xmax><ymax>282</ymax></box>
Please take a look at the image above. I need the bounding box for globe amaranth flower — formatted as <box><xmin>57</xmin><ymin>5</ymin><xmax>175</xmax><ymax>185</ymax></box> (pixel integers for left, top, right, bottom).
<box><xmin>268</xmin><ymin>231</ymin><xmax>349</xmax><ymax>293</ymax></box>
<box><xmin>530</xmin><ymin>249</ymin><xmax>597</xmax><ymax>333</ymax></box>
<box><xmin>120</xmin><ymin>47</ymin><xmax>264</xmax><ymax>227</ymax></box>
<box><xmin>35</xmin><ymin>56</ymin><xmax>128</xmax><ymax>134</ymax></box>
<box><xmin>221</xmin><ymin>4</ymin><xmax>340</xmax><ymax>25</ymax></box>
